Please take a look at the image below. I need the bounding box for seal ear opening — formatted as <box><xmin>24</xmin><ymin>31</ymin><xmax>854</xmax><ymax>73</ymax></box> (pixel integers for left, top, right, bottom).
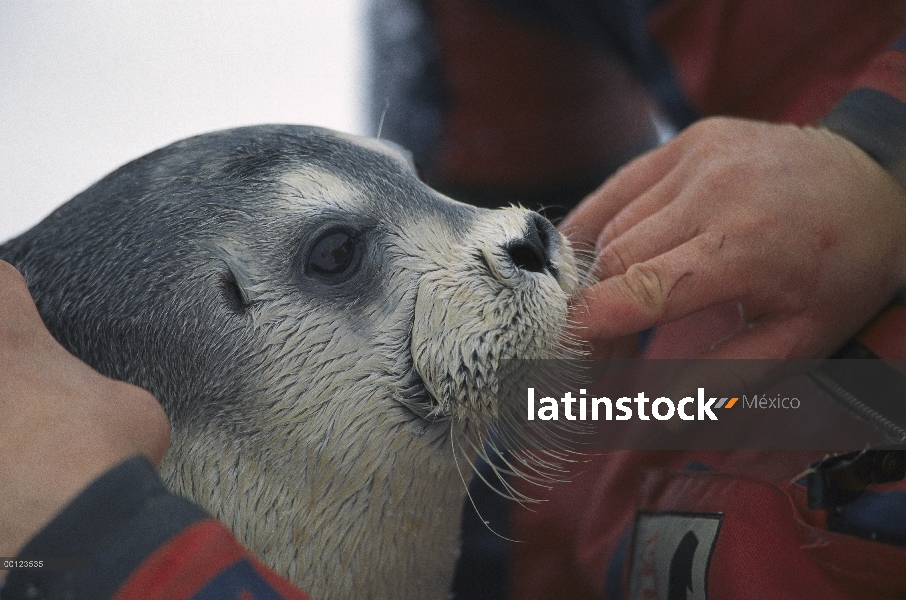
<box><xmin>220</xmin><ymin>263</ymin><xmax>252</xmax><ymax>312</ymax></box>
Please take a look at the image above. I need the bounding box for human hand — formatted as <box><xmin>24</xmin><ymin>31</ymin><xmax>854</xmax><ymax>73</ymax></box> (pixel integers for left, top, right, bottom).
<box><xmin>561</xmin><ymin>117</ymin><xmax>906</xmax><ymax>359</ymax></box>
<box><xmin>0</xmin><ymin>261</ymin><xmax>170</xmax><ymax>557</ymax></box>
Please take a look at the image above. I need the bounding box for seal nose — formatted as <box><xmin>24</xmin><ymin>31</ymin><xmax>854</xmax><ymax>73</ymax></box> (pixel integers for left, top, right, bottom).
<box><xmin>505</xmin><ymin>213</ymin><xmax>557</xmax><ymax>275</ymax></box>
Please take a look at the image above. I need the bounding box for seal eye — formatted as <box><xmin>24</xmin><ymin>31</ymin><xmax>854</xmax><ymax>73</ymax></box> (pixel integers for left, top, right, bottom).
<box><xmin>308</xmin><ymin>230</ymin><xmax>359</xmax><ymax>277</ymax></box>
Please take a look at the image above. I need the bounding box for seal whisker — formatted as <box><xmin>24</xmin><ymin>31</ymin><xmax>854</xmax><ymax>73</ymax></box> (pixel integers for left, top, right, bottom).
<box><xmin>450</xmin><ymin>421</ymin><xmax>522</xmax><ymax>543</ymax></box>
<box><xmin>468</xmin><ymin>449</ymin><xmax>546</xmax><ymax>505</ymax></box>
<box><xmin>376</xmin><ymin>99</ymin><xmax>390</xmax><ymax>140</ymax></box>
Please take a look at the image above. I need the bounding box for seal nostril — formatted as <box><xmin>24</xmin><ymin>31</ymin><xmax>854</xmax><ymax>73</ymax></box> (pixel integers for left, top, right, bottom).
<box><xmin>507</xmin><ymin>241</ymin><xmax>547</xmax><ymax>273</ymax></box>
<box><xmin>506</xmin><ymin>214</ymin><xmax>556</xmax><ymax>274</ymax></box>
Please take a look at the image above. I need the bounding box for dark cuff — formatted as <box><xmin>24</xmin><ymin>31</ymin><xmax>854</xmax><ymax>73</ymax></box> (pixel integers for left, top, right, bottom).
<box><xmin>822</xmin><ymin>87</ymin><xmax>906</xmax><ymax>189</ymax></box>
<box><xmin>1</xmin><ymin>456</ymin><xmax>208</xmax><ymax>600</ymax></box>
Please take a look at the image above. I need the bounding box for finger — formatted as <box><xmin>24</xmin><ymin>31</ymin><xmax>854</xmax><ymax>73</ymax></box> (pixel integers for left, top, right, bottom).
<box><xmin>664</xmin><ymin>337</ymin><xmax>810</xmax><ymax>404</ymax></box>
<box><xmin>643</xmin><ymin>302</ymin><xmax>746</xmax><ymax>358</ymax></box>
<box><xmin>595</xmin><ymin>166</ymin><xmax>688</xmax><ymax>253</ymax></box>
<box><xmin>558</xmin><ymin>140</ymin><xmax>683</xmax><ymax>247</ymax></box>
<box><xmin>572</xmin><ymin>232</ymin><xmax>750</xmax><ymax>340</ymax></box>
<box><xmin>702</xmin><ymin>315</ymin><xmax>811</xmax><ymax>359</ymax></box>
<box><xmin>593</xmin><ymin>193</ymin><xmax>700</xmax><ymax>280</ymax></box>
<box><xmin>668</xmin><ymin>317</ymin><xmax>819</xmax><ymax>399</ymax></box>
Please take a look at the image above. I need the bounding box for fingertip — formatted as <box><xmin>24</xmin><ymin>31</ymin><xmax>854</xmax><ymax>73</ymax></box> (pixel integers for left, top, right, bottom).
<box><xmin>559</xmin><ymin>168</ymin><xmax>648</xmax><ymax>246</ymax></box>
<box><xmin>147</xmin><ymin>400</ymin><xmax>172</xmax><ymax>466</ymax></box>
<box><xmin>141</xmin><ymin>393</ymin><xmax>171</xmax><ymax>467</ymax></box>
<box><xmin>559</xmin><ymin>190</ymin><xmax>615</xmax><ymax>248</ymax></box>
<box><xmin>112</xmin><ymin>380</ymin><xmax>171</xmax><ymax>467</ymax></box>
<box><xmin>569</xmin><ymin>278</ymin><xmax>659</xmax><ymax>340</ymax></box>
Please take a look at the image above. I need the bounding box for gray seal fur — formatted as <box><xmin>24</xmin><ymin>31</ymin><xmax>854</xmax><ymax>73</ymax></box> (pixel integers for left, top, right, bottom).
<box><xmin>0</xmin><ymin>125</ymin><xmax>578</xmax><ymax>600</ymax></box>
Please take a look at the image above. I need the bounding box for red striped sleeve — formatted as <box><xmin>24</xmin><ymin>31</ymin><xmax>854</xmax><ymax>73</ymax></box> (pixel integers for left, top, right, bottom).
<box><xmin>111</xmin><ymin>519</ymin><xmax>315</xmax><ymax>600</ymax></box>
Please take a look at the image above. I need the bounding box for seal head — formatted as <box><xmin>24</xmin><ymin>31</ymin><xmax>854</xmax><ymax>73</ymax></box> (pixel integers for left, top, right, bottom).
<box><xmin>0</xmin><ymin>125</ymin><xmax>578</xmax><ymax>600</ymax></box>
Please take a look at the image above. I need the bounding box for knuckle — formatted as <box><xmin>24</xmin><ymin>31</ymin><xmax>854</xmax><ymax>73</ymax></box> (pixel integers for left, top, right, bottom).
<box><xmin>701</xmin><ymin>228</ymin><xmax>729</xmax><ymax>253</ymax></box>
<box><xmin>694</xmin><ymin>115</ymin><xmax>735</xmax><ymax>135</ymax></box>
<box><xmin>683</xmin><ymin>116</ymin><xmax>726</xmax><ymax>144</ymax></box>
<box><xmin>683</xmin><ymin>116</ymin><xmax>746</xmax><ymax>159</ymax></box>
<box><xmin>599</xmin><ymin>218</ymin><xmax>620</xmax><ymax>246</ymax></box>
<box><xmin>597</xmin><ymin>243</ymin><xmax>630</xmax><ymax>279</ymax></box>
<box><xmin>619</xmin><ymin>262</ymin><xmax>667</xmax><ymax>317</ymax></box>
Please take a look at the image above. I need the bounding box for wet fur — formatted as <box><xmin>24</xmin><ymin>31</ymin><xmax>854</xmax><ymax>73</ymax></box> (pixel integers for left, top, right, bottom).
<box><xmin>0</xmin><ymin>125</ymin><xmax>578</xmax><ymax>599</ymax></box>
